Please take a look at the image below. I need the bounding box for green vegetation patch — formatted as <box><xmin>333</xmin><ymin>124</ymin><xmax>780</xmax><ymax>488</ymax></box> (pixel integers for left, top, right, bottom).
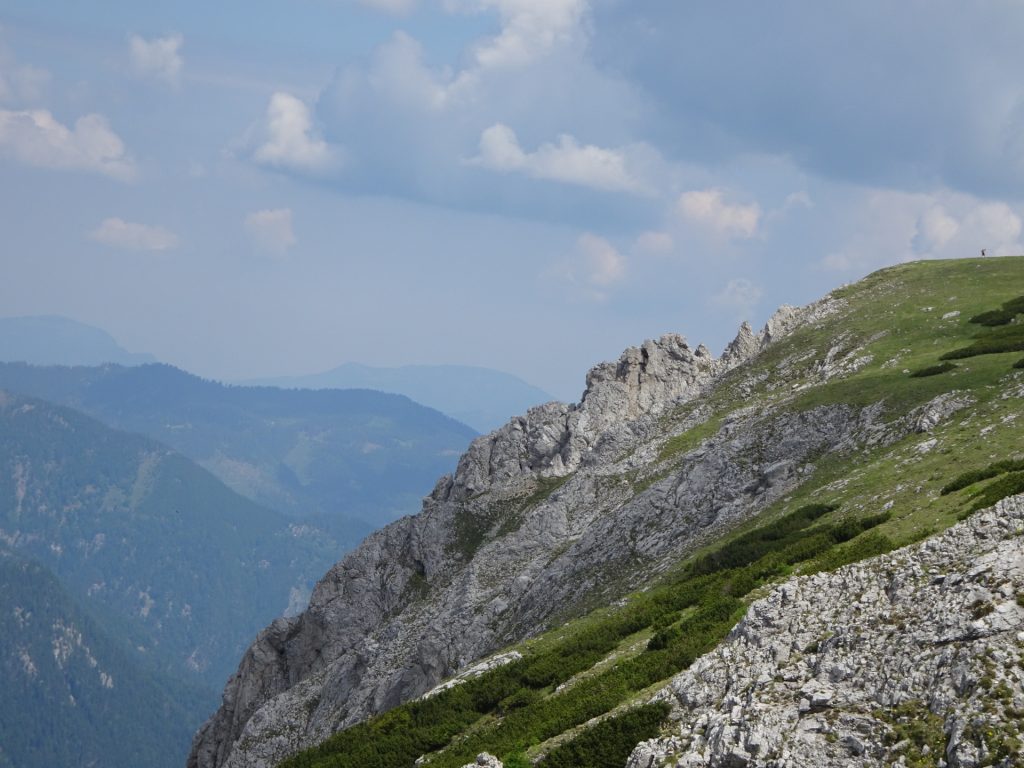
<box><xmin>940</xmin><ymin>322</ymin><xmax>1024</xmax><ymax>361</ymax></box>
<box><xmin>689</xmin><ymin>503</ymin><xmax>836</xmax><ymax>576</ymax></box>
<box><xmin>939</xmin><ymin>458</ymin><xmax>1024</xmax><ymax>517</ymax></box>
<box><xmin>877</xmin><ymin>701</ymin><xmax>947</xmax><ymax>768</ymax></box>
<box><xmin>523</xmin><ymin>475</ymin><xmax>571</xmax><ymax>509</ymax></box>
<box><xmin>909</xmin><ymin>361</ymin><xmax>957</xmax><ymax>378</ymax></box>
<box><xmin>940</xmin><ymin>290</ymin><xmax>1024</xmax><ymax>362</ymax></box>
<box><xmin>968</xmin><ymin>294</ymin><xmax>1024</xmax><ymax>327</ymax></box>
<box><xmin>967</xmin><ymin>471</ymin><xmax>1024</xmax><ymax>514</ymax></box>
<box><xmin>941</xmin><ymin>459</ymin><xmax>1024</xmax><ymax>495</ymax></box>
<box><xmin>658</xmin><ymin>417</ymin><xmax>722</xmax><ymax>462</ymax></box>
<box><xmin>540</xmin><ymin>703</ymin><xmax>671</xmax><ymax>768</ymax></box>
<box><xmin>969</xmin><ymin>309</ymin><xmax>1017</xmax><ymax>327</ymax></box>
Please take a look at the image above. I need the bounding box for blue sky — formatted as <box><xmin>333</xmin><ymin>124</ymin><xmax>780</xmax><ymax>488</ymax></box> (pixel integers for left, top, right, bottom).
<box><xmin>2</xmin><ymin>1</ymin><xmax>1022</xmax><ymax>400</ymax></box>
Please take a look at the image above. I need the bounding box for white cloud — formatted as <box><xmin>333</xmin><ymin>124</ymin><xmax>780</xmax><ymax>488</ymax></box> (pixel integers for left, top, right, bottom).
<box><xmin>0</xmin><ymin>44</ymin><xmax>49</xmax><ymax>103</ymax></box>
<box><xmin>907</xmin><ymin>196</ymin><xmax>1023</xmax><ymax>261</ymax></box>
<box><xmin>0</xmin><ymin>109</ymin><xmax>135</xmax><ymax>180</ymax></box>
<box><xmin>245</xmin><ymin>209</ymin><xmax>297</xmax><ymax>255</ymax></box>
<box><xmin>89</xmin><ymin>218</ymin><xmax>178</xmax><ymax>251</ymax></box>
<box><xmin>346</xmin><ymin>1</ymin><xmax>588</xmax><ymax>111</ymax></box>
<box><xmin>783</xmin><ymin>191</ymin><xmax>813</xmax><ymax>210</ymax></box>
<box><xmin>547</xmin><ymin>233</ymin><xmax>625</xmax><ymax>301</ymax></box>
<box><xmin>578</xmin><ymin>233</ymin><xmax>625</xmax><ymax>286</ymax></box>
<box><xmin>915</xmin><ymin>205</ymin><xmax>959</xmax><ymax>251</ymax></box>
<box><xmin>822</xmin><ymin>189</ymin><xmax>1024</xmax><ymax>274</ymax></box>
<box><xmin>963</xmin><ymin>202</ymin><xmax>1022</xmax><ymax>247</ymax></box>
<box><xmin>365</xmin><ymin>32</ymin><xmax>453</xmax><ymax>111</ymax></box>
<box><xmin>678</xmin><ymin>189</ymin><xmax>761</xmax><ymax>238</ymax></box>
<box><xmin>253</xmin><ymin>92</ymin><xmax>337</xmax><ymax>174</ymax></box>
<box><xmin>129</xmin><ymin>34</ymin><xmax>183</xmax><ymax>85</ymax></box>
<box><xmin>458</xmin><ymin>0</ymin><xmax>588</xmax><ymax>71</ymax></box>
<box><xmin>712</xmin><ymin>278</ymin><xmax>763</xmax><ymax>319</ymax></box>
<box><xmin>471</xmin><ymin>123</ymin><xmax>646</xmax><ymax>193</ymax></box>
<box><xmin>354</xmin><ymin>0</ymin><xmax>417</xmax><ymax>13</ymax></box>
<box><xmin>633</xmin><ymin>230</ymin><xmax>674</xmax><ymax>254</ymax></box>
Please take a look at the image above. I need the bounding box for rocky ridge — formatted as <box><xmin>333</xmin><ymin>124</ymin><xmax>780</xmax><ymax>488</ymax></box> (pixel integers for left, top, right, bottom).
<box><xmin>187</xmin><ymin>299</ymin><xmax>847</xmax><ymax>768</ymax></box>
<box><xmin>627</xmin><ymin>493</ymin><xmax>1024</xmax><ymax>768</ymax></box>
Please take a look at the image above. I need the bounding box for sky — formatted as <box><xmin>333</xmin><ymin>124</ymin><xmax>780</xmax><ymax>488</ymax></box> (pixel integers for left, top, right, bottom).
<box><xmin>1</xmin><ymin>1</ymin><xmax>1022</xmax><ymax>401</ymax></box>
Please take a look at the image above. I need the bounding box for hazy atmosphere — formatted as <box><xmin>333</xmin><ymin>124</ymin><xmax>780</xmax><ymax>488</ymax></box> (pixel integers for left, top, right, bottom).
<box><xmin>2</xmin><ymin>1</ymin><xmax>1023</xmax><ymax>398</ymax></box>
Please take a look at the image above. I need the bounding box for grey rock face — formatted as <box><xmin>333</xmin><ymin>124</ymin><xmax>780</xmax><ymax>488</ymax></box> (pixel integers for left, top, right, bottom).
<box><xmin>448</xmin><ymin>332</ymin><xmax>721</xmax><ymax>497</ymax></box>
<box><xmin>627</xmin><ymin>494</ymin><xmax>1024</xmax><ymax>768</ymax></box>
<box><xmin>461</xmin><ymin>754</ymin><xmax>503</xmax><ymax>768</ymax></box>
<box><xmin>189</xmin><ymin>299</ymin><xmax>859</xmax><ymax>768</ymax></box>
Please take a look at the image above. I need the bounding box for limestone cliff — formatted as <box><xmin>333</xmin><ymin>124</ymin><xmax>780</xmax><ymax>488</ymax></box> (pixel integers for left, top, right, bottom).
<box><xmin>188</xmin><ymin>301</ymin><xmax>839</xmax><ymax>768</ymax></box>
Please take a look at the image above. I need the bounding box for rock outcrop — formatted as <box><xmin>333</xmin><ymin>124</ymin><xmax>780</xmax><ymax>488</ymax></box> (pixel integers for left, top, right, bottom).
<box><xmin>628</xmin><ymin>494</ymin><xmax>1024</xmax><ymax>768</ymax></box>
<box><xmin>189</xmin><ymin>298</ymin><xmax>866</xmax><ymax>768</ymax></box>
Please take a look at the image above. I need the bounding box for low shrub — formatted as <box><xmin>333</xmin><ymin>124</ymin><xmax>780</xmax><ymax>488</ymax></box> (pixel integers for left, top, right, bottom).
<box><xmin>969</xmin><ymin>309</ymin><xmax>1016</xmax><ymax>327</ymax></box>
<box><xmin>909</xmin><ymin>362</ymin><xmax>957</xmax><ymax>378</ymax></box>
<box><xmin>540</xmin><ymin>703</ymin><xmax>671</xmax><ymax>768</ymax></box>
<box><xmin>940</xmin><ymin>324</ymin><xmax>1024</xmax><ymax>361</ymax></box>
<box><xmin>690</xmin><ymin>504</ymin><xmax>836</xmax><ymax>576</ymax></box>
<box><xmin>1002</xmin><ymin>295</ymin><xmax>1024</xmax><ymax>315</ymax></box>
<box><xmin>968</xmin><ymin>470</ymin><xmax>1024</xmax><ymax>512</ymax></box>
<box><xmin>941</xmin><ymin>459</ymin><xmax>1024</xmax><ymax>495</ymax></box>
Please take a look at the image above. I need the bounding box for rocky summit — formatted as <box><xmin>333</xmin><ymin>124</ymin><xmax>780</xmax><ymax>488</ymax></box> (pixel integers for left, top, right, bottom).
<box><xmin>189</xmin><ymin>257</ymin><xmax>1024</xmax><ymax>768</ymax></box>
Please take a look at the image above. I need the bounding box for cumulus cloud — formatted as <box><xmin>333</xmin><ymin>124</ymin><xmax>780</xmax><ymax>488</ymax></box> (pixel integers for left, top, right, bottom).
<box><xmin>909</xmin><ymin>196</ymin><xmax>1024</xmax><ymax>260</ymax></box>
<box><xmin>470</xmin><ymin>123</ymin><xmax>647</xmax><ymax>193</ymax></box>
<box><xmin>822</xmin><ymin>189</ymin><xmax>1024</xmax><ymax>274</ymax></box>
<box><xmin>712</xmin><ymin>278</ymin><xmax>763</xmax><ymax>319</ymax></box>
<box><xmin>89</xmin><ymin>218</ymin><xmax>178</xmax><ymax>251</ymax></box>
<box><xmin>353</xmin><ymin>0</ymin><xmax>417</xmax><ymax>13</ymax></box>
<box><xmin>363</xmin><ymin>31</ymin><xmax>454</xmax><ymax>111</ymax></box>
<box><xmin>336</xmin><ymin>3</ymin><xmax>589</xmax><ymax>116</ymax></box>
<box><xmin>578</xmin><ymin>232</ymin><xmax>625</xmax><ymax>286</ymax></box>
<box><xmin>245</xmin><ymin>209</ymin><xmax>297</xmax><ymax>255</ymax></box>
<box><xmin>0</xmin><ymin>109</ymin><xmax>135</xmax><ymax>180</ymax></box>
<box><xmin>548</xmin><ymin>232</ymin><xmax>626</xmax><ymax>301</ymax></box>
<box><xmin>459</xmin><ymin>0</ymin><xmax>587</xmax><ymax>71</ymax></box>
<box><xmin>0</xmin><ymin>44</ymin><xmax>49</xmax><ymax>103</ymax></box>
<box><xmin>253</xmin><ymin>92</ymin><xmax>338</xmax><ymax>174</ymax></box>
<box><xmin>914</xmin><ymin>206</ymin><xmax>960</xmax><ymax>251</ymax></box>
<box><xmin>678</xmin><ymin>189</ymin><xmax>761</xmax><ymax>238</ymax></box>
<box><xmin>129</xmin><ymin>34</ymin><xmax>183</xmax><ymax>85</ymax></box>
<box><xmin>633</xmin><ymin>230</ymin><xmax>674</xmax><ymax>254</ymax></box>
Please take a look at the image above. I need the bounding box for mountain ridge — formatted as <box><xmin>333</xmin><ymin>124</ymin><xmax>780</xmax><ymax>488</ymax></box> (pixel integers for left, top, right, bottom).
<box><xmin>0</xmin><ymin>315</ymin><xmax>156</xmax><ymax>367</ymax></box>
<box><xmin>189</xmin><ymin>256</ymin><xmax>1024</xmax><ymax>768</ymax></box>
<box><xmin>0</xmin><ymin>390</ymin><xmax>341</xmax><ymax>682</ymax></box>
<box><xmin>242</xmin><ymin>362</ymin><xmax>555</xmax><ymax>434</ymax></box>
<box><xmin>0</xmin><ymin>362</ymin><xmax>478</xmax><ymax>536</ymax></box>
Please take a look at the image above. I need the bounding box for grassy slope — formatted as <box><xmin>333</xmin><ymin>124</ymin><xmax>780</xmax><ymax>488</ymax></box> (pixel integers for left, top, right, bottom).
<box><xmin>282</xmin><ymin>257</ymin><xmax>1024</xmax><ymax>768</ymax></box>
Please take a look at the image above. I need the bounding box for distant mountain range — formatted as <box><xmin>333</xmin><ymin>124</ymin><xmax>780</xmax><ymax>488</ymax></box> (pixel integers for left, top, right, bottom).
<box><xmin>0</xmin><ymin>316</ymin><xmax>156</xmax><ymax>367</ymax></box>
<box><xmin>0</xmin><ymin>392</ymin><xmax>338</xmax><ymax>682</ymax></box>
<box><xmin>0</xmin><ymin>392</ymin><xmax>357</xmax><ymax>767</ymax></box>
<box><xmin>0</xmin><ymin>549</ymin><xmax>206</xmax><ymax>768</ymax></box>
<box><xmin>0</xmin><ymin>363</ymin><xmax>477</xmax><ymax>535</ymax></box>
<box><xmin>0</xmin><ymin>315</ymin><xmax>554</xmax><ymax>433</ymax></box>
<box><xmin>245</xmin><ymin>362</ymin><xmax>555</xmax><ymax>433</ymax></box>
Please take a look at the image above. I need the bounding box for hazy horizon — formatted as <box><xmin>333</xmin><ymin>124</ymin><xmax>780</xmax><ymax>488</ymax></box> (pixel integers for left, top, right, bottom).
<box><xmin>3</xmin><ymin>2</ymin><xmax>1023</xmax><ymax>399</ymax></box>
